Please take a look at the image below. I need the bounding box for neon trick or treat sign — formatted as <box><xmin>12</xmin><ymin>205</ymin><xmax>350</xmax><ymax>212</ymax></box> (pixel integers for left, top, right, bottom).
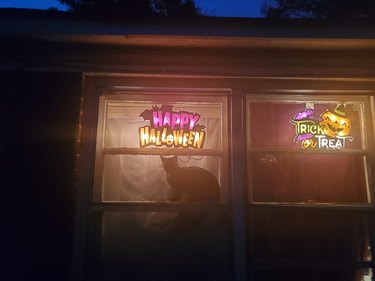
<box><xmin>139</xmin><ymin>105</ymin><xmax>205</xmax><ymax>149</ymax></box>
<box><xmin>291</xmin><ymin>103</ymin><xmax>354</xmax><ymax>149</ymax></box>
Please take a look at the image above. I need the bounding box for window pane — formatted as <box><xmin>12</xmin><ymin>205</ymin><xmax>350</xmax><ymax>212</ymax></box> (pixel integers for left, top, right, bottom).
<box><xmin>102</xmin><ymin>155</ymin><xmax>225</xmax><ymax>202</ymax></box>
<box><xmin>250</xmin><ymin>209</ymin><xmax>371</xmax><ymax>261</ymax></box>
<box><xmin>97</xmin><ymin>211</ymin><xmax>232</xmax><ymax>281</ymax></box>
<box><xmin>104</xmin><ymin>100</ymin><xmax>223</xmax><ymax>150</ymax></box>
<box><xmin>250</xmin><ymin>154</ymin><xmax>369</xmax><ymax>204</ymax></box>
<box><xmin>249</xmin><ymin>101</ymin><xmax>365</xmax><ymax>150</ymax></box>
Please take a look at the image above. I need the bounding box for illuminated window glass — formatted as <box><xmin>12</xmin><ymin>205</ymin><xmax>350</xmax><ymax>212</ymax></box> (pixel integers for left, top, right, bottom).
<box><xmin>246</xmin><ymin>95</ymin><xmax>374</xmax><ymax>281</ymax></box>
<box><xmin>246</xmin><ymin>96</ymin><xmax>373</xmax><ymax>205</ymax></box>
<box><xmin>94</xmin><ymin>94</ymin><xmax>228</xmax><ymax>203</ymax></box>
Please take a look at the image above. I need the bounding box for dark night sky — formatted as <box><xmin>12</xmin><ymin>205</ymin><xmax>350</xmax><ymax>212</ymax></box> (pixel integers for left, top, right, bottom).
<box><xmin>0</xmin><ymin>0</ymin><xmax>269</xmax><ymax>17</ymax></box>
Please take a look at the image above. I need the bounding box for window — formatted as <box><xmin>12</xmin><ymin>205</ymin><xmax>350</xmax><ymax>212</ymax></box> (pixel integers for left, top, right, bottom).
<box><xmin>88</xmin><ymin>89</ymin><xmax>231</xmax><ymax>280</ymax></box>
<box><xmin>74</xmin><ymin>75</ymin><xmax>375</xmax><ymax>281</ymax></box>
<box><xmin>94</xmin><ymin>93</ymin><xmax>228</xmax><ymax>202</ymax></box>
<box><xmin>246</xmin><ymin>95</ymin><xmax>374</xmax><ymax>281</ymax></box>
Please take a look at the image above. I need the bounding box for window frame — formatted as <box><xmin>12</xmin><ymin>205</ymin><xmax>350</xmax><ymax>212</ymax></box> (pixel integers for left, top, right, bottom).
<box><xmin>92</xmin><ymin>88</ymin><xmax>230</xmax><ymax>204</ymax></box>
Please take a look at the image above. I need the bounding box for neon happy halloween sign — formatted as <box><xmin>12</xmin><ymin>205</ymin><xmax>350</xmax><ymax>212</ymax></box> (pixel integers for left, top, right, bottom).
<box><xmin>291</xmin><ymin>104</ymin><xmax>354</xmax><ymax>149</ymax></box>
<box><xmin>139</xmin><ymin>105</ymin><xmax>206</xmax><ymax>149</ymax></box>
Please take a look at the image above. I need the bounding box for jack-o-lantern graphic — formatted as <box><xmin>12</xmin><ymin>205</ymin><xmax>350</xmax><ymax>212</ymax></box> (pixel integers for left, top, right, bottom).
<box><xmin>319</xmin><ymin>104</ymin><xmax>351</xmax><ymax>138</ymax></box>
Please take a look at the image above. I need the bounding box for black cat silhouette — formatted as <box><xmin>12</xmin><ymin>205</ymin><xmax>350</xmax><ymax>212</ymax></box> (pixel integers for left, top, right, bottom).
<box><xmin>160</xmin><ymin>155</ymin><xmax>221</xmax><ymax>234</ymax></box>
<box><xmin>160</xmin><ymin>155</ymin><xmax>220</xmax><ymax>203</ymax></box>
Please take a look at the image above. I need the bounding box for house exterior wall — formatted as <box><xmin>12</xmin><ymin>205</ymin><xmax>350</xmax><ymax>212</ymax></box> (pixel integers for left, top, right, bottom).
<box><xmin>1</xmin><ymin>14</ymin><xmax>375</xmax><ymax>281</ymax></box>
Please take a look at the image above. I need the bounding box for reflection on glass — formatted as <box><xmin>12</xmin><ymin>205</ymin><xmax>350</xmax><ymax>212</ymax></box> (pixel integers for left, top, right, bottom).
<box><xmin>250</xmin><ymin>209</ymin><xmax>370</xmax><ymax>262</ymax></box>
<box><xmin>250</xmin><ymin>154</ymin><xmax>369</xmax><ymax>204</ymax></box>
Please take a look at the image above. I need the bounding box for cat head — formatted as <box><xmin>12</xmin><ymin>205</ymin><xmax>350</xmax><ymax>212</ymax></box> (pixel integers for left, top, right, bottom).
<box><xmin>160</xmin><ymin>155</ymin><xmax>179</xmax><ymax>173</ymax></box>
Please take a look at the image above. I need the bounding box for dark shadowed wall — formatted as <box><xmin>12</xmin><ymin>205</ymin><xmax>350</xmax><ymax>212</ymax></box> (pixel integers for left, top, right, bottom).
<box><xmin>1</xmin><ymin>71</ymin><xmax>81</xmax><ymax>281</ymax></box>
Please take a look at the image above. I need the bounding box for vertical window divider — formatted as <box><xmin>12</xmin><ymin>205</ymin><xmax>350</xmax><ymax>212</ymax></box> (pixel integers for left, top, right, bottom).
<box><xmin>230</xmin><ymin>89</ymin><xmax>248</xmax><ymax>281</ymax></box>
